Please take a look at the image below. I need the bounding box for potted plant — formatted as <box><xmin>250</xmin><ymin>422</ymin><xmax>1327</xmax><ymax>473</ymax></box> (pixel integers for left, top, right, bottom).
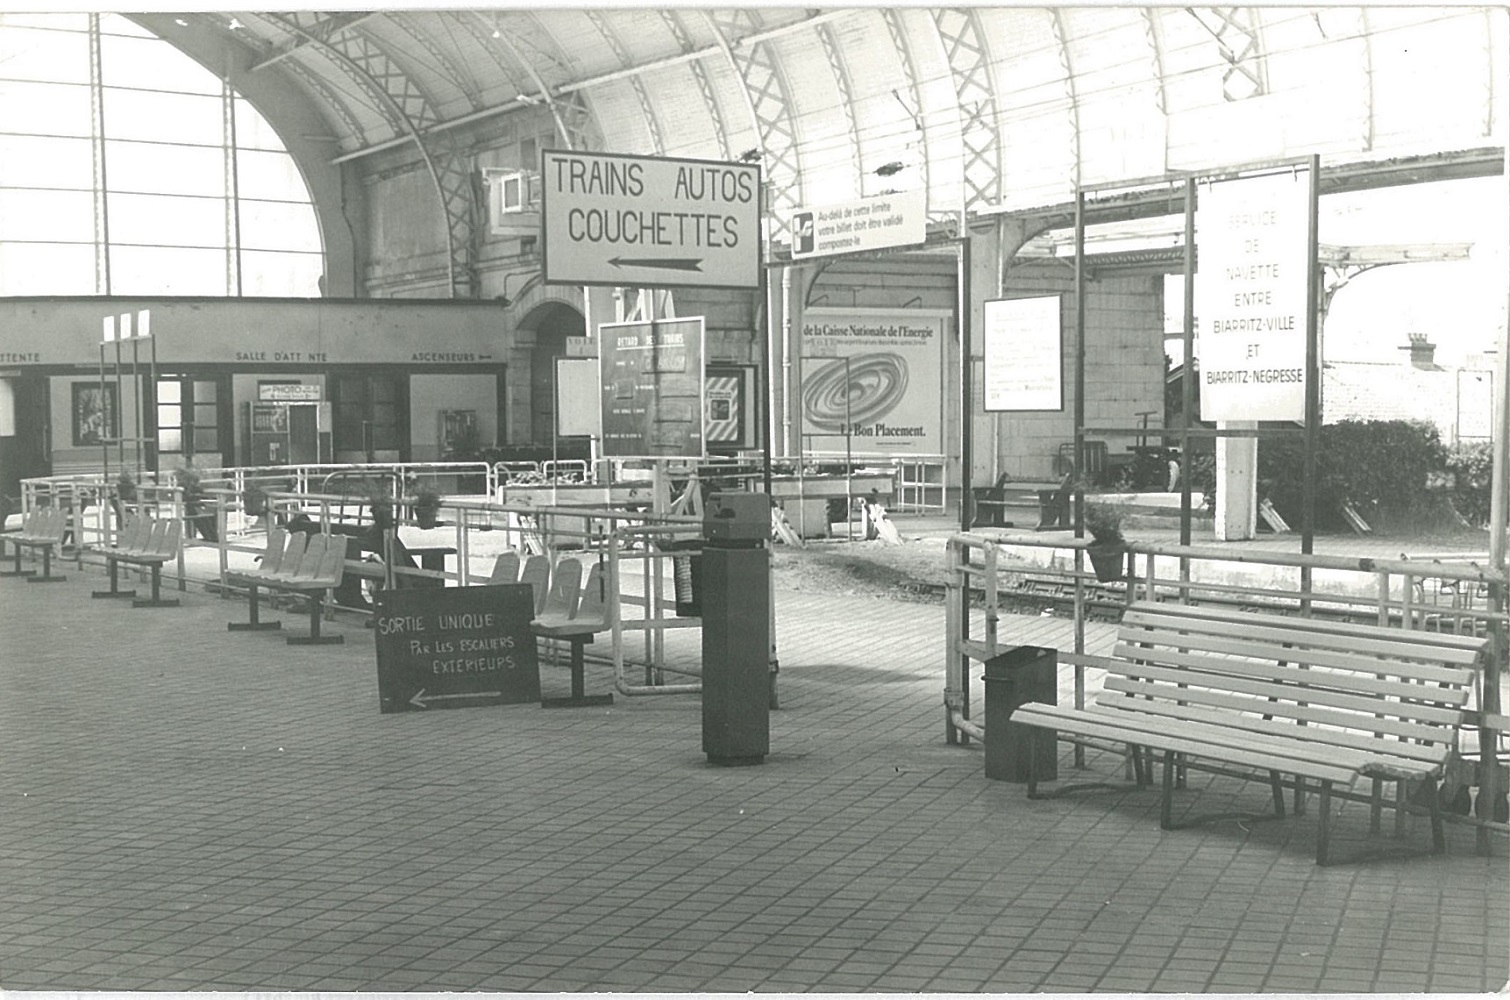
<box><xmin>113</xmin><ymin>469</ymin><xmax>137</xmax><ymax>524</ymax></box>
<box><xmin>412</xmin><ymin>486</ymin><xmax>443</xmax><ymax>530</ymax></box>
<box><xmin>1083</xmin><ymin>499</ymin><xmax>1128</xmax><ymax>583</ymax></box>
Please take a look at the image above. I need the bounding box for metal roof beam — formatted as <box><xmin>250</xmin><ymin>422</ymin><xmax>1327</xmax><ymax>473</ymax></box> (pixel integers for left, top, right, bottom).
<box><xmin>329</xmin><ymin>9</ymin><xmax>849</xmax><ymax>166</ymax></box>
<box><xmin>251</xmin><ymin>11</ymin><xmax>378</xmax><ymax>72</ymax></box>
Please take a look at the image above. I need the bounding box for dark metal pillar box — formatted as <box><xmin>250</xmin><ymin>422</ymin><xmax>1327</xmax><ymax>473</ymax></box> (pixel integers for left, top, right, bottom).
<box><xmin>701</xmin><ymin>492</ymin><xmax>771</xmax><ymax>766</ymax></box>
<box><xmin>983</xmin><ymin>645</ymin><xmax>1058</xmax><ymax>783</ymax></box>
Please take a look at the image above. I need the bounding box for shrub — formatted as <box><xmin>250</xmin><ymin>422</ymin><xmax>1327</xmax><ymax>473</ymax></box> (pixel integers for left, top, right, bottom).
<box><xmin>1259</xmin><ymin>420</ymin><xmax>1446</xmax><ymax>530</ymax></box>
<box><xmin>1444</xmin><ymin>440</ymin><xmax>1494</xmax><ymax>527</ymax></box>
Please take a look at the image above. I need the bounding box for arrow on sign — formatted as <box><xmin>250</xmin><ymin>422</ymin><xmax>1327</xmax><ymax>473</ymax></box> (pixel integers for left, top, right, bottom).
<box><xmin>608</xmin><ymin>257</ymin><xmax>704</xmax><ymax>272</ymax></box>
<box><xmin>409</xmin><ymin>688</ymin><xmax>501</xmax><ymax>709</ymax></box>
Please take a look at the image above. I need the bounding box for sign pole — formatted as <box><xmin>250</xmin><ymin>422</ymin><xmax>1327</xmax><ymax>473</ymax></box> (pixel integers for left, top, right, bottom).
<box><xmin>1300</xmin><ymin>155</ymin><xmax>1321</xmax><ymax>614</ymax></box>
<box><xmin>758</xmin><ymin>259</ymin><xmax>773</xmax><ymax>497</ymax></box>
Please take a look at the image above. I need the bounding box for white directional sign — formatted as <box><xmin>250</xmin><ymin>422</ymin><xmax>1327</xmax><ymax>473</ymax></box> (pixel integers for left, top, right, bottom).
<box><xmin>541</xmin><ymin>150</ymin><xmax>761</xmax><ymax>290</ymax></box>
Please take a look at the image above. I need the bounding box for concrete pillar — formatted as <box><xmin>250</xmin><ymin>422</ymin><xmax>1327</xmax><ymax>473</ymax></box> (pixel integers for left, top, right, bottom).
<box><xmin>0</xmin><ymin>378</ymin><xmax>14</xmax><ymax>437</ymax></box>
<box><xmin>1215</xmin><ymin>420</ymin><xmax>1258</xmax><ymax>540</ymax></box>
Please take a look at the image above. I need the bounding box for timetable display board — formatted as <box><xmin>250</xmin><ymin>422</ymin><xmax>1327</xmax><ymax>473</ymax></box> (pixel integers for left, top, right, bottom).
<box><xmin>597</xmin><ymin>317</ymin><xmax>706</xmax><ymax>458</ymax></box>
<box><xmin>374</xmin><ymin>585</ymin><xmax>540</xmax><ymax>713</ymax></box>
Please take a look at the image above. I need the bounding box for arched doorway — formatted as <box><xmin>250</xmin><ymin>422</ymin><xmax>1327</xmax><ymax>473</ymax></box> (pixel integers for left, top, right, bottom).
<box><xmin>517</xmin><ymin>301</ymin><xmax>585</xmax><ymax>445</ymax></box>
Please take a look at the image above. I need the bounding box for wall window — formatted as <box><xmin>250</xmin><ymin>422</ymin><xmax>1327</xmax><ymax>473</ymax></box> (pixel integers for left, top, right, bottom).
<box><xmin>0</xmin><ymin>13</ymin><xmax>322</xmax><ymax>296</ymax></box>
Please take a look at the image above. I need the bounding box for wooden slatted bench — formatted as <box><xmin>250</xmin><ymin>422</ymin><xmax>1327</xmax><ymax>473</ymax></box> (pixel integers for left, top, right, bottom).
<box><xmin>92</xmin><ymin>514</ymin><xmax>181</xmax><ymax>606</ymax></box>
<box><xmin>1009</xmin><ymin>600</ymin><xmax>1488</xmax><ymax>865</ymax></box>
<box><xmin>227</xmin><ymin>530</ymin><xmax>350</xmax><ymax>645</ymax></box>
<box><xmin>0</xmin><ymin>507</ymin><xmax>69</xmax><ymax>583</ymax></box>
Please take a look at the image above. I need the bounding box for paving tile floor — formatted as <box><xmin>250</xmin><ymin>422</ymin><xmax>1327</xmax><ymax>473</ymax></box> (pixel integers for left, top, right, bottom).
<box><xmin>0</xmin><ymin>539</ymin><xmax>1506</xmax><ymax>992</ymax></box>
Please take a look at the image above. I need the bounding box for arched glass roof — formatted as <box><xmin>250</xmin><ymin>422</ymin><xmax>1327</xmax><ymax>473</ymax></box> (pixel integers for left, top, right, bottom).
<box><xmin>132</xmin><ymin>5</ymin><xmax>1507</xmax><ymax>241</ymax></box>
<box><xmin>0</xmin><ymin>12</ymin><xmax>323</xmax><ymax>296</ymax></box>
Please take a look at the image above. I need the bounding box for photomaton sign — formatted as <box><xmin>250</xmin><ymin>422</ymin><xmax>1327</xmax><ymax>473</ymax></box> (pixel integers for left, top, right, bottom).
<box><xmin>1196</xmin><ymin>169</ymin><xmax>1312</xmax><ymax>422</ymax></box>
<box><xmin>542</xmin><ymin>150</ymin><xmax>761</xmax><ymax>290</ymax></box>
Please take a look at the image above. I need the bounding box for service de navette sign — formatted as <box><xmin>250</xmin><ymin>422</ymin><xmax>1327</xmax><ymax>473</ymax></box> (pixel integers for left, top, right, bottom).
<box><xmin>541</xmin><ymin>150</ymin><xmax>761</xmax><ymax>290</ymax></box>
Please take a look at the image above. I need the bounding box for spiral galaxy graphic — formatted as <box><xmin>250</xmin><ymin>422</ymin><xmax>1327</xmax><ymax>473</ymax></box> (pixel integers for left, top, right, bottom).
<box><xmin>802</xmin><ymin>353</ymin><xmax>909</xmax><ymax>432</ymax></box>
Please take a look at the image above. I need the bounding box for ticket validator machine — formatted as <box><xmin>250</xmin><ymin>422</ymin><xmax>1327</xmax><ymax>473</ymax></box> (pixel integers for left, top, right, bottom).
<box><xmin>700</xmin><ymin>491</ymin><xmax>772</xmax><ymax>766</ymax></box>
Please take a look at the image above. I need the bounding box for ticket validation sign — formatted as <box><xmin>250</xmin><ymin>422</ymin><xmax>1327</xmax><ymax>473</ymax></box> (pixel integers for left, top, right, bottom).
<box><xmin>542</xmin><ymin>150</ymin><xmax>761</xmax><ymax>290</ymax></box>
<box><xmin>598</xmin><ymin>316</ymin><xmax>706</xmax><ymax>458</ymax></box>
<box><xmin>1196</xmin><ymin>169</ymin><xmax>1313</xmax><ymax>422</ymax></box>
<box><xmin>789</xmin><ymin>189</ymin><xmax>927</xmax><ymax>260</ymax></box>
<box><xmin>374</xmin><ymin>585</ymin><xmax>540</xmax><ymax>713</ymax></box>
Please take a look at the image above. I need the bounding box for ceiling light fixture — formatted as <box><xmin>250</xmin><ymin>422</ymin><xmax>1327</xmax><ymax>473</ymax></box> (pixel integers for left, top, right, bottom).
<box><xmin>874</xmin><ymin>161</ymin><xmax>906</xmax><ymax>177</ymax></box>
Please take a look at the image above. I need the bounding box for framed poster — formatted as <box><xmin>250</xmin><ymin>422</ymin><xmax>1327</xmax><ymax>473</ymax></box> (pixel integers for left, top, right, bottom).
<box><xmin>983</xmin><ymin>296</ymin><xmax>1063</xmax><ymax>412</ymax></box>
<box><xmin>72</xmin><ymin>382</ymin><xmax>117</xmax><ymax>447</ymax></box>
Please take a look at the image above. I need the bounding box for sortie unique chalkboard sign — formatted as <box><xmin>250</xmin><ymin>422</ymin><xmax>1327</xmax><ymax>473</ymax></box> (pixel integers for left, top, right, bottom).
<box><xmin>374</xmin><ymin>584</ymin><xmax>540</xmax><ymax>713</ymax></box>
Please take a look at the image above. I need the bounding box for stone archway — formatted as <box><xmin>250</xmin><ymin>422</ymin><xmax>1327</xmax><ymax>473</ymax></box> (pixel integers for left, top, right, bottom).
<box><xmin>515</xmin><ymin>299</ymin><xmax>585</xmax><ymax>445</ymax></box>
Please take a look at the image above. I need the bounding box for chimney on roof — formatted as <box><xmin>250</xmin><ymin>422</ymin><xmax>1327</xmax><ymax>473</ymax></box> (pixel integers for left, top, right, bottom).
<box><xmin>1400</xmin><ymin>332</ymin><xmax>1438</xmax><ymax>369</ymax></box>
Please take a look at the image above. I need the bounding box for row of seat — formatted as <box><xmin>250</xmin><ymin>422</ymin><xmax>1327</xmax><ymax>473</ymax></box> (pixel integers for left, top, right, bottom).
<box><xmin>488</xmin><ymin>550</ymin><xmax>613</xmax><ymax>708</ymax></box>
<box><xmin>0</xmin><ymin>507</ymin><xmax>69</xmax><ymax>583</ymax></box>
<box><xmin>92</xmin><ymin>514</ymin><xmax>182</xmax><ymax>607</ymax></box>
<box><xmin>227</xmin><ymin>527</ymin><xmax>351</xmax><ymax>645</ymax></box>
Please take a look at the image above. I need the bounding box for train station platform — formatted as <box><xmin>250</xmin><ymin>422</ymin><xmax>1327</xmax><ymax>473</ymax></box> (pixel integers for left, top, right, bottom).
<box><xmin>0</xmin><ymin>530</ymin><xmax>1506</xmax><ymax>993</ymax></box>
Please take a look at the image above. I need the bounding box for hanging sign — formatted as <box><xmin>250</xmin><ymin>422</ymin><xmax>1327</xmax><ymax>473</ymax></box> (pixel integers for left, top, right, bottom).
<box><xmin>373</xmin><ymin>585</ymin><xmax>540</xmax><ymax>713</ymax></box>
<box><xmin>1196</xmin><ymin>168</ymin><xmax>1313</xmax><ymax>422</ymax></box>
<box><xmin>982</xmin><ymin>296</ymin><xmax>1063</xmax><ymax>412</ymax></box>
<box><xmin>789</xmin><ymin>189</ymin><xmax>927</xmax><ymax>260</ymax></box>
<box><xmin>541</xmin><ymin>150</ymin><xmax>761</xmax><ymax>290</ymax></box>
<box><xmin>798</xmin><ymin>308</ymin><xmax>946</xmax><ymax>456</ymax></box>
<box><xmin>597</xmin><ymin>316</ymin><xmax>706</xmax><ymax>458</ymax></box>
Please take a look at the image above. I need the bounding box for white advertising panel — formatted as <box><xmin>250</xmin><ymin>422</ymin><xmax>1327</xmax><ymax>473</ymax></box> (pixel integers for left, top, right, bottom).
<box><xmin>789</xmin><ymin>189</ymin><xmax>927</xmax><ymax>260</ymax></box>
<box><xmin>798</xmin><ymin>308</ymin><xmax>946</xmax><ymax>456</ymax></box>
<box><xmin>982</xmin><ymin>296</ymin><xmax>1063</xmax><ymax>412</ymax></box>
<box><xmin>1196</xmin><ymin>169</ymin><xmax>1312</xmax><ymax>422</ymax></box>
<box><xmin>542</xmin><ymin>150</ymin><xmax>760</xmax><ymax>290</ymax></box>
<box><xmin>555</xmin><ymin>357</ymin><xmax>601</xmax><ymax>438</ymax></box>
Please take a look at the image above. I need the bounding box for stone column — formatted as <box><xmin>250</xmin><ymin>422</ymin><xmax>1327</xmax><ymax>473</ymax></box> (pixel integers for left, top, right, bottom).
<box><xmin>1215</xmin><ymin>420</ymin><xmax>1257</xmax><ymax>540</ymax></box>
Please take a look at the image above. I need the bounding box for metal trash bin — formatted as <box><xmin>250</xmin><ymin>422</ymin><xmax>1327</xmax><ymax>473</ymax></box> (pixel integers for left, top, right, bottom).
<box><xmin>983</xmin><ymin>645</ymin><xmax>1057</xmax><ymax>783</ymax></box>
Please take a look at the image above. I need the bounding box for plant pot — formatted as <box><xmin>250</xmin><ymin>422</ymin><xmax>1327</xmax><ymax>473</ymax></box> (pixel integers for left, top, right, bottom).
<box><xmin>1086</xmin><ymin>543</ymin><xmax>1127</xmax><ymax>583</ymax></box>
<box><xmin>188</xmin><ymin>511</ymin><xmax>219</xmax><ymax>543</ymax></box>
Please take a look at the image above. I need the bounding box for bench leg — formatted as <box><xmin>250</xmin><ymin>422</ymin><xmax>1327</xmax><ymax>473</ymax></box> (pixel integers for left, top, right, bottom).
<box><xmin>1395</xmin><ymin>780</ymin><xmax>1409</xmax><ymax>838</ymax></box>
<box><xmin>92</xmin><ymin>557</ymin><xmax>136</xmax><ymax>599</ymax></box>
<box><xmin>26</xmin><ymin>546</ymin><xmax>65</xmax><ymax>583</ymax></box>
<box><xmin>1269</xmin><ymin>770</ymin><xmax>1286</xmax><ymax>818</ymax></box>
<box><xmin>541</xmin><ymin>635</ymin><xmax>612</xmax><ymax>708</ymax></box>
<box><xmin>1160</xmin><ymin>750</ymin><xmax>1177</xmax><ymax>829</ymax></box>
<box><xmin>132</xmin><ymin>566</ymin><xmax>180</xmax><ymax>608</ymax></box>
<box><xmin>1425</xmin><ymin>775</ymin><xmax>1446</xmax><ymax>854</ymax></box>
<box><xmin>1370</xmin><ymin>777</ymin><xmax>1384</xmax><ymax>834</ymax></box>
<box><xmin>1317</xmin><ymin>780</ymin><xmax>1332</xmax><ymax>866</ymax></box>
<box><xmin>228</xmin><ymin>584</ymin><xmax>281</xmax><ymax>631</ymax></box>
<box><xmin>0</xmin><ymin>543</ymin><xmax>32</xmax><ymax>578</ymax></box>
<box><xmin>287</xmin><ymin>594</ymin><xmax>342</xmax><ymax>645</ymax></box>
